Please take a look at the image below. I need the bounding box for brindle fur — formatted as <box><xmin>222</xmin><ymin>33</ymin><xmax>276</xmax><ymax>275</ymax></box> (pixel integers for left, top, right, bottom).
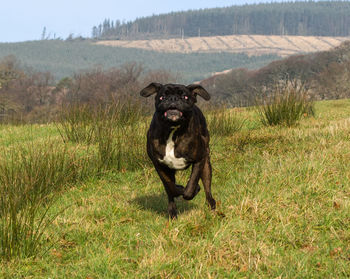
<box><xmin>141</xmin><ymin>83</ymin><xmax>216</xmax><ymax>218</ymax></box>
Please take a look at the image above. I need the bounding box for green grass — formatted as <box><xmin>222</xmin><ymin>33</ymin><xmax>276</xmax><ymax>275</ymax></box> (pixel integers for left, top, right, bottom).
<box><xmin>0</xmin><ymin>143</ymin><xmax>84</xmax><ymax>260</ymax></box>
<box><xmin>1</xmin><ymin>100</ymin><xmax>350</xmax><ymax>278</ymax></box>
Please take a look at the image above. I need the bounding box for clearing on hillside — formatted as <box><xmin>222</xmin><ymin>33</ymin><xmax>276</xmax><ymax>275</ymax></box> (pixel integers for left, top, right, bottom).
<box><xmin>96</xmin><ymin>35</ymin><xmax>349</xmax><ymax>57</ymax></box>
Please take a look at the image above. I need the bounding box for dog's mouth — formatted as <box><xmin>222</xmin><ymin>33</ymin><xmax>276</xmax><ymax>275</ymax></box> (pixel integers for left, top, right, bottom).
<box><xmin>164</xmin><ymin>109</ymin><xmax>183</xmax><ymax>121</ymax></box>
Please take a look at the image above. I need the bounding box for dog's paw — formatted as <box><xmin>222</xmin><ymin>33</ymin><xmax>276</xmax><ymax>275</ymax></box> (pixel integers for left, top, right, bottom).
<box><xmin>208</xmin><ymin>198</ymin><xmax>216</xmax><ymax>210</ymax></box>
<box><xmin>168</xmin><ymin>204</ymin><xmax>178</xmax><ymax>219</ymax></box>
<box><xmin>183</xmin><ymin>184</ymin><xmax>200</xmax><ymax>200</ymax></box>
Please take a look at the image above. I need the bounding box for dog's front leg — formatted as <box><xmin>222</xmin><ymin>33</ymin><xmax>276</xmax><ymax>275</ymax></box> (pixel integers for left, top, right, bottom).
<box><xmin>153</xmin><ymin>162</ymin><xmax>185</xmax><ymax>218</ymax></box>
<box><xmin>183</xmin><ymin>160</ymin><xmax>204</xmax><ymax>200</ymax></box>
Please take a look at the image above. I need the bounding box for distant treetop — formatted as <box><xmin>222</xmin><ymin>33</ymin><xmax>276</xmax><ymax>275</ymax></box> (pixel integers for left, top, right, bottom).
<box><xmin>92</xmin><ymin>1</ymin><xmax>350</xmax><ymax>40</ymax></box>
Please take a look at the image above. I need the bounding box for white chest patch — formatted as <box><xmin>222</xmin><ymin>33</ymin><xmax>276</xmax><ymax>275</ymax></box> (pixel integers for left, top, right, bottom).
<box><xmin>159</xmin><ymin>126</ymin><xmax>188</xmax><ymax>170</ymax></box>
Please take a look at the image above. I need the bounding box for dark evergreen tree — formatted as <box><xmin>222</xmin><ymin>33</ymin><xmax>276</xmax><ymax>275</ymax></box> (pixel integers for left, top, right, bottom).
<box><xmin>92</xmin><ymin>1</ymin><xmax>350</xmax><ymax>40</ymax></box>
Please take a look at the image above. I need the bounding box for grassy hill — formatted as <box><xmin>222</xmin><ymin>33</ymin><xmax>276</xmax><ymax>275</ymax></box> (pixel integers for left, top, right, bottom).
<box><xmin>97</xmin><ymin>35</ymin><xmax>348</xmax><ymax>57</ymax></box>
<box><xmin>0</xmin><ymin>40</ymin><xmax>279</xmax><ymax>83</ymax></box>
<box><xmin>1</xmin><ymin>34</ymin><xmax>347</xmax><ymax>84</ymax></box>
<box><xmin>1</xmin><ymin>99</ymin><xmax>349</xmax><ymax>277</ymax></box>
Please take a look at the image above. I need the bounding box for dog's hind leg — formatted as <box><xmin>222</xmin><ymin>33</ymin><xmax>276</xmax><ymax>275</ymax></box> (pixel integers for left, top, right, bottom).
<box><xmin>200</xmin><ymin>155</ymin><xmax>216</xmax><ymax>210</ymax></box>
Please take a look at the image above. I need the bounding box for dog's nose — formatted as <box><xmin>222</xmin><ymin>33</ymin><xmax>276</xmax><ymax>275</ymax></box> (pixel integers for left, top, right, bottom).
<box><xmin>168</xmin><ymin>95</ymin><xmax>179</xmax><ymax>102</ymax></box>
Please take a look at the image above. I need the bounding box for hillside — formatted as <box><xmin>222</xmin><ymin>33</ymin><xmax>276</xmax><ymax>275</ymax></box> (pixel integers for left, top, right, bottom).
<box><xmin>97</xmin><ymin>35</ymin><xmax>349</xmax><ymax>57</ymax></box>
<box><xmin>94</xmin><ymin>1</ymin><xmax>350</xmax><ymax>40</ymax></box>
<box><xmin>200</xmin><ymin>41</ymin><xmax>350</xmax><ymax>105</ymax></box>
<box><xmin>0</xmin><ymin>40</ymin><xmax>279</xmax><ymax>83</ymax></box>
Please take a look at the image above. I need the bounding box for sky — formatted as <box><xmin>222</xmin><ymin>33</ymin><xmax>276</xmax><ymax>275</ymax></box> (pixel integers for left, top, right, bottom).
<box><xmin>0</xmin><ymin>0</ymin><xmax>285</xmax><ymax>43</ymax></box>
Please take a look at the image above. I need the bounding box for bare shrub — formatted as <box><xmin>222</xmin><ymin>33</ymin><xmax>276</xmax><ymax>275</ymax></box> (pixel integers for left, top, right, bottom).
<box><xmin>61</xmin><ymin>63</ymin><xmax>144</xmax><ymax>105</ymax></box>
<box><xmin>0</xmin><ymin>56</ymin><xmax>55</xmax><ymax>123</ymax></box>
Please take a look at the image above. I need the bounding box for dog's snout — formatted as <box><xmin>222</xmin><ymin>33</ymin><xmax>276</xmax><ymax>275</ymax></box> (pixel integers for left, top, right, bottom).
<box><xmin>168</xmin><ymin>95</ymin><xmax>178</xmax><ymax>102</ymax></box>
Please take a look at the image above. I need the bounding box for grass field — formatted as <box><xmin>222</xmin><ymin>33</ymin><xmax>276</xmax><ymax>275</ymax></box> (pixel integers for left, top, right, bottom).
<box><xmin>1</xmin><ymin>99</ymin><xmax>350</xmax><ymax>278</ymax></box>
<box><xmin>96</xmin><ymin>35</ymin><xmax>349</xmax><ymax>57</ymax></box>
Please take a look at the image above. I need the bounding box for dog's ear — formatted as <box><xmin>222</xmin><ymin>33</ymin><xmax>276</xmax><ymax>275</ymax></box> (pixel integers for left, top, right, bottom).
<box><xmin>187</xmin><ymin>84</ymin><xmax>211</xmax><ymax>101</ymax></box>
<box><xmin>140</xmin><ymin>83</ymin><xmax>163</xmax><ymax>97</ymax></box>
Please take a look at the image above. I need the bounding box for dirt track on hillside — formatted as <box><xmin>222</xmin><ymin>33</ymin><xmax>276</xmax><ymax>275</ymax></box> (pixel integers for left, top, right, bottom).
<box><xmin>96</xmin><ymin>35</ymin><xmax>349</xmax><ymax>57</ymax></box>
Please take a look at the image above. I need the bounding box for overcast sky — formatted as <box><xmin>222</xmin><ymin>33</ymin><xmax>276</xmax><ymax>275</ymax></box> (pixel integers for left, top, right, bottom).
<box><xmin>0</xmin><ymin>0</ymin><xmax>302</xmax><ymax>42</ymax></box>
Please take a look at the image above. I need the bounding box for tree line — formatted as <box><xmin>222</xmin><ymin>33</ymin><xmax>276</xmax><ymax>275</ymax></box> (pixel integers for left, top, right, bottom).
<box><xmin>92</xmin><ymin>1</ymin><xmax>350</xmax><ymax>40</ymax></box>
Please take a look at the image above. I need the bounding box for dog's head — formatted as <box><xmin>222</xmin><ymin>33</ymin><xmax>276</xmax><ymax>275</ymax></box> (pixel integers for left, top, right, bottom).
<box><xmin>140</xmin><ymin>83</ymin><xmax>210</xmax><ymax>123</ymax></box>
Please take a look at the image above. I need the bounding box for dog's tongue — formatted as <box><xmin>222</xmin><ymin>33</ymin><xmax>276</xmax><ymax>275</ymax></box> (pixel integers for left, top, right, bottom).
<box><xmin>164</xmin><ymin>109</ymin><xmax>183</xmax><ymax>121</ymax></box>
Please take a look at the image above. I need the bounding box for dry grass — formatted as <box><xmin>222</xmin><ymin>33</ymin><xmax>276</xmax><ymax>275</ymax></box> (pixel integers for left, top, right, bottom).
<box><xmin>96</xmin><ymin>35</ymin><xmax>349</xmax><ymax>57</ymax></box>
<box><xmin>1</xmin><ymin>100</ymin><xmax>350</xmax><ymax>278</ymax></box>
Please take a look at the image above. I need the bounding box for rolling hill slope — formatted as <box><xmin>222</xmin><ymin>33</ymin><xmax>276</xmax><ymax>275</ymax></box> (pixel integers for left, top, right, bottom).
<box><xmin>96</xmin><ymin>35</ymin><xmax>349</xmax><ymax>57</ymax></box>
<box><xmin>1</xmin><ymin>35</ymin><xmax>348</xmax><ymax>84</ymax></box>
<box><xmin>0</xmin><ymin>40</ymin><xmax>280</xmax><ymax>83</ymax></box>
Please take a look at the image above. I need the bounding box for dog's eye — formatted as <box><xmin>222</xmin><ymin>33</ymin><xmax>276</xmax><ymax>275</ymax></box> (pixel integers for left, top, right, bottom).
<box><xmin>159</xmin><ymin>96</ymin><xmax>164</xmax><ymax>101</ymax></box>
<box><xmin>183</xmin><ymin>95</ymin><xmax>189</xmax><ymax>100</ymax></box>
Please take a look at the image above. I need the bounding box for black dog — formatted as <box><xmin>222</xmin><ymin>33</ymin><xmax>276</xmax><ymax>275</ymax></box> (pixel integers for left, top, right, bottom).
<box><xmin>140</xmin><ymin>83</ymin><xmax>216</xmax><ymax>218</ymax></box>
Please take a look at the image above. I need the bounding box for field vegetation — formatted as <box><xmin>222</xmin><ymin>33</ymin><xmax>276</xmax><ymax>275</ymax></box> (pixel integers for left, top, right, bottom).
<box><xmin>255</xmin><ymin>81</ymin><xmax>315</xmax><ymax>127</ymax></box>
<box><xmin>97</xmin><ymin>35</ymin><xmax>348</xmax><ymax>57</ymax></box>
<box><xmin>0</xmin><ymin>94</ymin><xmax>349</xmax><ymax>277</ymax></box>
<box><xmin>1</xmin><ymin>1</ymin><xmax>350</xmax><ymax>276</ymax></box>
<box><xmin>0</xmin><ymin>32</ymin><xmax>350</xmax><ymax>277</ymax></box>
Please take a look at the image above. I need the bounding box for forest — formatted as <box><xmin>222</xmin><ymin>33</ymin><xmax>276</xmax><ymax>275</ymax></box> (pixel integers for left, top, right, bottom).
<box><xmin>93</xmin><ymin>1</ymin><xmax>350</xmax><ymax>40</ymax></box>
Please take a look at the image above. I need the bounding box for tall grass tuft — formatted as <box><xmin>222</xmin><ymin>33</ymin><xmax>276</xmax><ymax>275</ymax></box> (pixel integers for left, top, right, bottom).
<box><xmin>94</xmin><ymin>104</ymin><xmax>120</xmax><ymax>171</ymax></box>
<box><xmin>207</xmin><ymin>107</ymin><xmax>244</xmax><ymax>136</ymax></box>
<box><xmin>57</xmin><ymin>104</ymin><xmax>95</xmax><ymax>144</ymax></box>
<box><xmin>0</xmin><ymin>143</ymin><xmax>82</xmax><ymax>260</ymax></box>
<box><xmin>57</xmin><ymin>100</ymin><xmax>150</xmax><ymax>173</ymax></box>
<box><xmin>94</xmin><ymin>102</ymin><xmax>150</xmax><ymax>173</ymax></box>
<box><xmin>256</xmin><ymin>82</ymin><xmax>314</xmax><ymax>127</ymax></box>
